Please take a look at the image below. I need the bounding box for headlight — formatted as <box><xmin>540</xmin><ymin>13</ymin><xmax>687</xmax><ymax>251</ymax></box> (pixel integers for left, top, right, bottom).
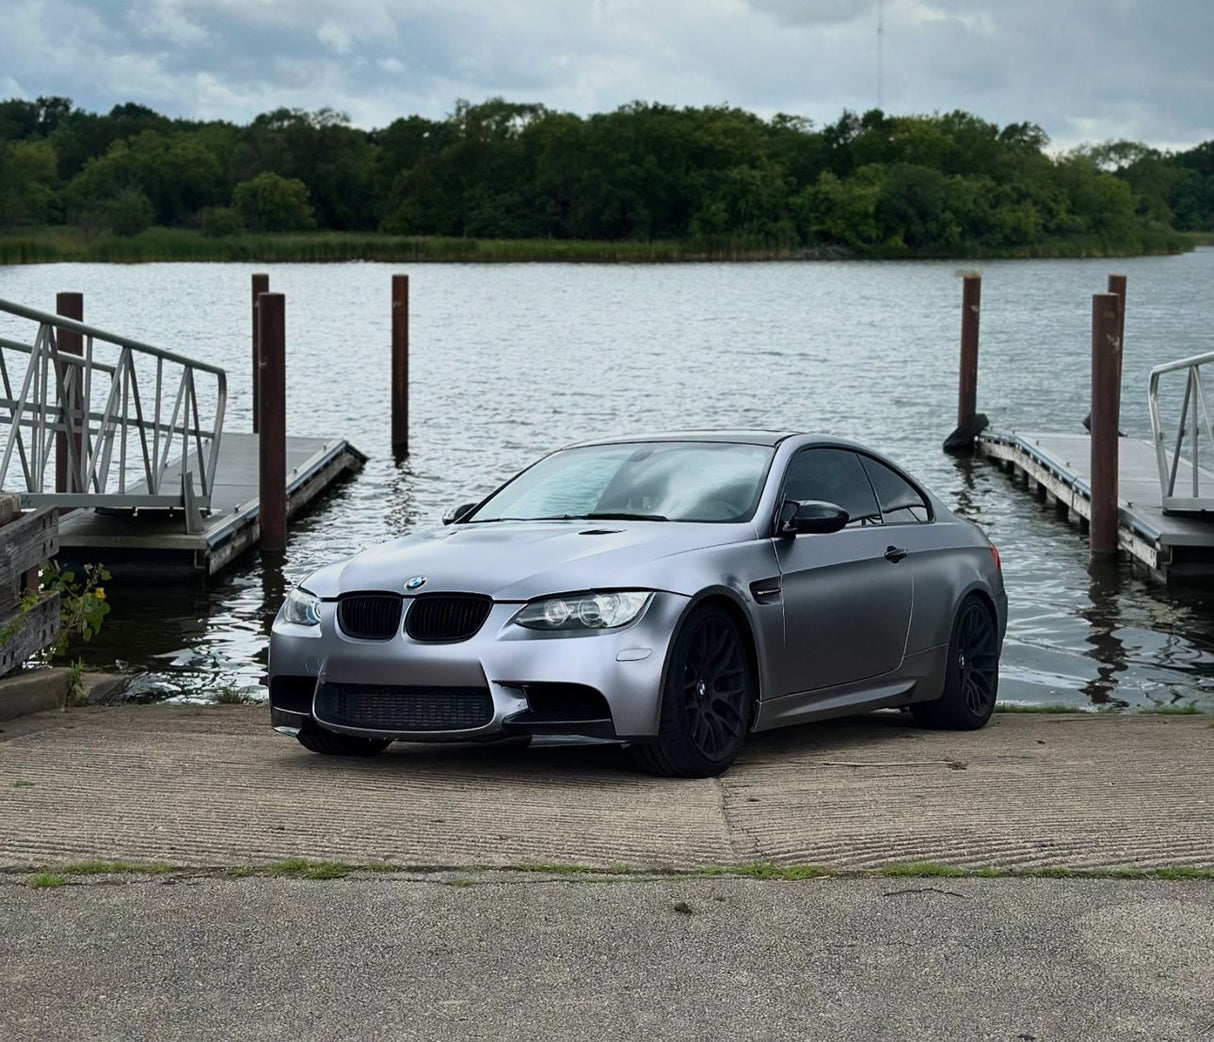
<box><xmin>283</xmin><ymin>587</ymin><xmax>322</xmax><ymax>626</ymax></box>
<box><xmin>513</xmin><ymin>591</ymin><xmax>651</xmax><ymax>631</ymax></box>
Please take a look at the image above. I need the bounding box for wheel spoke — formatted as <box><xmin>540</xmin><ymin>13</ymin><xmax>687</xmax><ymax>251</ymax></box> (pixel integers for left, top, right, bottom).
<box><xmin>713</xmin><ymin>701</ymin><xmax>743</xmax><ymax>736</ymax></box>
<box><xmin>694</xmin><ymin>711</ymin><xmax>713</xmax><ymax>750</ymax></box>
<box><xmin>707</xmin><ymin>639</ymin><xmax>736</xmax><ymax>673</ymax></box>
<box><xmin>711</xmin><ymin>666</ymin><xmax>745</xmax><ymax>687</ymax></box>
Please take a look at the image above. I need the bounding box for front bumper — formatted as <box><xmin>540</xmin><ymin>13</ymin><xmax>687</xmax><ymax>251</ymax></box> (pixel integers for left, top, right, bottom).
<box><xmin>267</xmin><ymin>592</ymin><xmax>690</xmax><ymax>743</ymax></box>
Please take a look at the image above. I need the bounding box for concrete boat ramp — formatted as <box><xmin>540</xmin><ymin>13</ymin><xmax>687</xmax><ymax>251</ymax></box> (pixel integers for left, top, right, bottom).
<box><xmin>1</xmin><ymin>705</ymin><xmax>1210</xmax><ymax>872</ymax></box>
<box><xmin>3</xmin><ymin>706</ymin><xmax>1212</xmax><ymax>1042</ymax></box>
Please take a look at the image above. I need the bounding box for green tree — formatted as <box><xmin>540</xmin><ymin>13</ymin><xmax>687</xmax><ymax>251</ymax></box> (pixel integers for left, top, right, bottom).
<box><xmin>0</xmin><ymin>139</ymin><xmax>59</xmax><ymax>227</ymax></box>
<box><xmin>804</xmin><ymin>167</ymin><xmax>883</xmax><ymax>248</ymax></box>
<box><xmin>64</xmin><ymin>131</ymin><xmax>224</xmax><ymax>226</ymax></box>
<box><xmin>232</xmin><ymin>172</ymin><xmax>316</xmax><ymax>231</ymax></box>
<box><xmin>105</xmin><ymin>187</ymin><xmax>155</xmax><ymax>236</ymax></box>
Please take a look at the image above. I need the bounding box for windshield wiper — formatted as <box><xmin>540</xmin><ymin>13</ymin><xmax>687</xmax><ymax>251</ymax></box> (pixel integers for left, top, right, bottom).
<box><xmin>467</xmin><ymin>512</ymin><xmax>670</xmax><ymax>523</ymax></box>
<box><xmin>582</xmin><ymin>511</ymin><xmax>669</xmax><ymax>522</ymax></box>
<box><xmin>464</xmin><ymin>516</ymin><xmax>534</xmax><ymax>523</ymax></box>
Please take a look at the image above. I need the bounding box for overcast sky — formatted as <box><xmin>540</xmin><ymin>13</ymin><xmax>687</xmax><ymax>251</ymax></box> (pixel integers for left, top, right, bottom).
<box><xmin>1</xmin><ymin>0</ymin><xmax>1211</xmax><ymax>150</ymax></box>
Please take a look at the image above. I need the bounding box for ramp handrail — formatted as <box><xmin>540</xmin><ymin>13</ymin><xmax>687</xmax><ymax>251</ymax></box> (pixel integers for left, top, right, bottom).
<box><xmin>0</xmin><ymin>298</ymin><xmax>227</xmax><ymax>521</ymax></box>
<box><xmin>1148</xmin><ymin>349</ymin><xmax>1214</xmax><ymax>513</ymax></box>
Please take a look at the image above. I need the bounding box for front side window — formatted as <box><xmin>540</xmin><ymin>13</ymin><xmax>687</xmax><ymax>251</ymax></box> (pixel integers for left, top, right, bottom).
<box><xmin>466</xmin><ymin>441</ymin><xmax>774</xmax><ymax>524</ymax></box>
<box><xmin>860</xmin><ymin>455</ymin><xmax>931</xmax><ymax>524</ymax></box>
<box><xmin>779</xmin><ymin>448</ymin><xmax>881</xmax><ymax>527</ymax></box>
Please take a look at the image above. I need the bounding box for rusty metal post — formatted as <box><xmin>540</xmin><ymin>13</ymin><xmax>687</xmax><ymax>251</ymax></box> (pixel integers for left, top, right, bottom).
<box><xmin>251</xmin><ymin>274</ymin><xmax>269</xmax><ymax>433</ymax></box>
<box><xmin>943</xmin><ymin>274</ymin><xmax>987</xmax><ymax>453</ymax></box>
<box><xmin>1107</xmin><ymin>273</ymin><xmax>1127</xmax><ymax>391</ymax></box>
<box><xmin>1090</xmin><ymin>293</ymin><xmax>1122</xmax><ymax>562</ymax></box>
<box><xmin>958</xmin><ymin>274</ymin><xmax>981</xmax><ymax>427</ymax></box>
<box><xmin>392</xmin><ymin>275</ymin><xmax>409</xmax><ymax>456</ymax></box>
<box><xmin>54</xmin><ymin>292</ymin><xmax>84</xmax><ymax>494</ymax></box>
<box><xmin>257</xmin><ymin>292</ymin><xmax>287</xmax><ymax>554</ymax></box>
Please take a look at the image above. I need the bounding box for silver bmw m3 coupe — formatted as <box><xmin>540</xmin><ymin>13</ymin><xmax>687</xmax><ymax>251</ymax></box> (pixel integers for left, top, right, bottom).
<box><xmin>268</xmin><ymin>431</ymin><xmax>1007</xmax><ymax>777</ymax></box>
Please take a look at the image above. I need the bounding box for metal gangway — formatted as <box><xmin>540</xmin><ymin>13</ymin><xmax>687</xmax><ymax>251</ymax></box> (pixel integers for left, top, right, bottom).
<box><xmin>1148</xmin><ymin>350</ymin><xmax>1214</xmax><ymax>514</ymax></box>
<box><xmin>0</xmin><ymin>298</ymin><xmax>227</xmax><ymax>533</ymax></box>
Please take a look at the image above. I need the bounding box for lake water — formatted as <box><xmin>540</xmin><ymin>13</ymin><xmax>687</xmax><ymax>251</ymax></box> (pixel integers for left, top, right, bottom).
<box><xmin>2</xmin><ymin>252</ymin><xmax>1214</xmax><ymax>710</ymax></box>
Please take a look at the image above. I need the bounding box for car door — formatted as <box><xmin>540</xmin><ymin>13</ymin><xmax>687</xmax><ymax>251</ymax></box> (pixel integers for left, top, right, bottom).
<box><xmin>857</xmin><ymin>452</ymin><xmax>941</xmax><ymax>657</ymax></box>
<box><xmin>772</xmin><ymin>447</ymin><xmax>914</xmax><ymax>696</ymax></box>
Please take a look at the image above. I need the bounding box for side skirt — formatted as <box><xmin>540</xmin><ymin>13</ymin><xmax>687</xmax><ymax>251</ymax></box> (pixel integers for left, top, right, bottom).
<box><xmin>751</xmin><ymin>644</ymin><xmax>948</xmax><ymax>732</ymax></box>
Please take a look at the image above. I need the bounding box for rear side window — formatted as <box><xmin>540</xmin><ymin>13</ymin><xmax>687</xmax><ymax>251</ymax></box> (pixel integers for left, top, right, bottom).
<box><xmin>781</xmin><ymin>448</ymin><xmax>881</xmax><ymax>527</ymax></box>
<box><xmin>860</xmin><ymin>456</ymin><xmax>931</xmax><ymax>524</ymax></box>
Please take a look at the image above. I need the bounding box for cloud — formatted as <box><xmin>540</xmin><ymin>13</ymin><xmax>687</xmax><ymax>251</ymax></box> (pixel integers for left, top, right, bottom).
<box><xmin>134</xmin><ymin>1</ymin><xmax>209</xmax><ymax>47</ymax></box>
<box><xmin>316</xmin><ymin>21</ymin><xmax>352</xmax><ymax>54</ymax></box>
<box><xmin>748</xmin><ymin>0</ymin><xmax>875</xmax><ymax>26</ymax></box>
<box><xmin>0</xmin><ymin>0</ymin><xmax>1209</xmax><ymax>149</ymax></box>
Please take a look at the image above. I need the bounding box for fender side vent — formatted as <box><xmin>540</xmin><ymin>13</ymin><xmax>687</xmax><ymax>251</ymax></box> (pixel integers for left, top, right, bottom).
<box><xmin>749</xmin><ymin>577</ymin><xmax>782</xmax><ymax>603</ymax></box>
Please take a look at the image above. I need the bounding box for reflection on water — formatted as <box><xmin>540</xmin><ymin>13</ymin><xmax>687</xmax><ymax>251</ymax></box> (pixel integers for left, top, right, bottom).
<box><xmin>3</xmin><ymin>253</ymin><xmax>1214</xmax><ymax>709</ymax></box>
<box><xmin>947</xmin><ymin>456</ymin><xmax>981</xmax><ymax>522</ymax></box>
<box><xmin>1081</xmin><ymin>562</ymin><xmax>1130</xmax><ymax>708</ymax></box>
<box><xmin>260</xmin><ymin>556</ymin><xmax>288</xmax><ymax>641</ymax></box>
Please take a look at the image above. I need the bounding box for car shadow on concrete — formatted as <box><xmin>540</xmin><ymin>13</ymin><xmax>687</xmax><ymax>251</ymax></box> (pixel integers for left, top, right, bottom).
<box><xmin>282</xmin><ymin>709</ymin><xmax>925</xmax><ymax>782</ymax></box>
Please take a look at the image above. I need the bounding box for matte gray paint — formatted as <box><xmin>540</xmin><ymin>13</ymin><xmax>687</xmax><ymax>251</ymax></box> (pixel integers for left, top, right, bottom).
<box><xmin>268</xmin><ymin>432</ymin><xmax>1006</xmax><ymax>745</ymax></box>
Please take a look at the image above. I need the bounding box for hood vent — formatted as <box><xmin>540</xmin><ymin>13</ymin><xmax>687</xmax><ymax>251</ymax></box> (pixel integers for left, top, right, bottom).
<box><xmin>405</xmin><ymin>594</ymin><xmax>493</xmax><ymax>643</ymax></box>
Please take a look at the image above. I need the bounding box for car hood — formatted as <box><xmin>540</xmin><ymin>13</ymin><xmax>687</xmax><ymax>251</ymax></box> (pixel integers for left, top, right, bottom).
<box><xmin>302</xmin><ymin>520</ymin><xmax>754</xmax><ymax>601</ymax></box>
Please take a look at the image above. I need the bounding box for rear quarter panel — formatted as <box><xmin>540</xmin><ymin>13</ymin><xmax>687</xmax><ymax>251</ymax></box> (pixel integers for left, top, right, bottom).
<box><xmin>905</xmin><ymin>517</ymin><xmax>1005</xmax><ymax>653</ymax></box>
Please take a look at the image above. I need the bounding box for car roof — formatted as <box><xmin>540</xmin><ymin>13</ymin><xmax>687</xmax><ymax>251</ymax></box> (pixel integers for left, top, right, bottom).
<box><xmin>564</xmin><ymin>430</ymin><xmax>871</xmax><ymax>451</ymax></box>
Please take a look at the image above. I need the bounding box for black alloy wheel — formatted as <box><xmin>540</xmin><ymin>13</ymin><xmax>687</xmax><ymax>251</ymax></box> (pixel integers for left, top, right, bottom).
<box><xmin>912</xmin><ymin>595</ymin><xmax>999</xmax><ymax>730</ymax></box>
<box><xmin>635</xmin><ymin>605</ymin><xmax>755</xmax><ymax>777</ymax></box>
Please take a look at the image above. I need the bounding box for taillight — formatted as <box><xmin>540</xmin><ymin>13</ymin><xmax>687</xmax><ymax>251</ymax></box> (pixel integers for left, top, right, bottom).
<box><xmin>990</xmin><ymin>543</ymin><xmax>1002</xmax><ymax>572</ymax></box>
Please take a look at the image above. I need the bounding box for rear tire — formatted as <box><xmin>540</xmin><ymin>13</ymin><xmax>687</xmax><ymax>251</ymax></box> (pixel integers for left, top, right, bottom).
<box><xmin>296</xmin><ymin>721</ymin><xmax>392</xmax><ymax>756</ymax></box>
<box><xmin>911</xmin><ymin>594</ymin><xmax>999</xmax><ymax>730</ymax></box>
<box><xmin>633</xmin><ymin>605</ymin><xmax>755</xmax><ymax>778</ymax></box>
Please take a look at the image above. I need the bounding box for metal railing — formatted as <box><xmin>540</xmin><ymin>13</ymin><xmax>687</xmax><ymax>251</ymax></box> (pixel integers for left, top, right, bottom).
<box><xmin>0</xmin><ymin>298</ymin><xmax>226</xmax><ymax>530</ymax></box>
<box><xmin>1148</xmin><ymin>349</ymin><xmax>1214</xmax><ymax>513</ymax></box>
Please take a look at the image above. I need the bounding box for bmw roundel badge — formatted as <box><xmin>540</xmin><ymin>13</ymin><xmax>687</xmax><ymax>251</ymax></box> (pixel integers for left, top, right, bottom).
<box><xmin>405</xmin><ymin>576</ymin><xmax>427</xmax><ymax>590</ymax></box>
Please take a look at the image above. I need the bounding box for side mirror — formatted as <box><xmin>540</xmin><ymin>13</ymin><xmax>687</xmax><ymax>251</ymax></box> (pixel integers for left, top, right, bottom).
<box><xmin>779</xmin><ymin>499</ymin><xmax>849</xmax><ymax>536</ymax></box>
<box><xmin>442</xmin><ymin>502</ymin><xmax>478</xmax><ymax>526</ymax></box>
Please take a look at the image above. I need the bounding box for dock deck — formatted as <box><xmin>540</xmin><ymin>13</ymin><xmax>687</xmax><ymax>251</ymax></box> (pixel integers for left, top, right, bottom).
<box><xmin>977</xmin><ymin>430</ymin><xmax>1214</xmax><ymax>582</ymax></box>
<box><xmin>57</xmin><ymin>433</ymin><xmax>365</xmax><ymax>577</ymax></box>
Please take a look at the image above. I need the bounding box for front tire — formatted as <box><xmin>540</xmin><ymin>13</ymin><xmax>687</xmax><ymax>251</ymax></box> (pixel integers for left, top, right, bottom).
<box><xmin>296</xmin><ymin>721</ymin><xmax>392</xmax><ymax>756</ymax></box>
<box><xmin>911</xmin><ymin>594</ymin><xmax>999</xmax><ymax>730</ymax></box>
<box><xmin>633</xmin><ymin>605</ymin><xmax>755</xmax><ymax>778</ymax></box>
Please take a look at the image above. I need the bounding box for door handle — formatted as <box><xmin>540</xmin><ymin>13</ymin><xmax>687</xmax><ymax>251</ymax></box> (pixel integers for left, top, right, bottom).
<box><xmin>884</xmin><ymin>545</ymin><xmax>908</xmax><ymax>563</ymax></box>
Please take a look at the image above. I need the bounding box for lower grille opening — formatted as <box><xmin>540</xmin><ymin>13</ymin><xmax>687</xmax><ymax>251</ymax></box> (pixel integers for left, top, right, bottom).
<box><xmin>315</xmin><ymin>683</ymin><xmax>493</xmax><ymax>732</ymax></box>
<box><xmin>269</xmin><ymin>675</ymin><xmax>315</xmax><ymax>714</ymax></box>
<box><xmin>523</xmin><ymin>683</ymin><xmax>611</xmax><ymax>721</ymax></box>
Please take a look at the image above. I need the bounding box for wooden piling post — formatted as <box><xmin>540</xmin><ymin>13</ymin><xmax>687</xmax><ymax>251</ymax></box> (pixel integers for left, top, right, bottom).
<box><xmin>943</xmin><ymin>274</ymin><xmax>987</xmax><ymax>453</ymax></box>
<box><xmin>54</xmin><ymin>292</ymin><xmax>84</xmax><ymax>494</ymax></box>
<box><xmin>257</xmin><ymin>292</ymin><xmax>287</xmax><ymax>553</ymax></box>
<box><xmin>251</xmin><ymin>273</ymin><xmax>269</xmax><ymax>433</ymax></box>
<box><xmin>1090</xmin><ymin>293</ymin><xmax>1122</xmax><ymax>561</ymax></box>
<box><xmin>392</xmin><ymin>275</ymin><xmax>409</xmax><ymax>456</ymax></box>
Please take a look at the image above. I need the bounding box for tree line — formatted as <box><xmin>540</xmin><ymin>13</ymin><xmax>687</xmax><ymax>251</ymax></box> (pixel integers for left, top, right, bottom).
<box><xmin>0</xmin><ymin>95</ymin><xmax>1211</xmax><ymax>256</ymax></box>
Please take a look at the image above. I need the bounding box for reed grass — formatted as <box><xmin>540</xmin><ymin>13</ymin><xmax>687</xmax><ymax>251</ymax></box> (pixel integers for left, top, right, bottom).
<box><xmin>0</xmin><ymin>225</ymin><xmax>1196</xmax><ymax>265</ymax></box>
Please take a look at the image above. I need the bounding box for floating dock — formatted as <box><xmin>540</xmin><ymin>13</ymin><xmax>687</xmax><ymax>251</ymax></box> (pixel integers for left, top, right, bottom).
<box><xmin>977</xmin><ymin>431</ymin><xmax>1214</xmax><ymax>583</ymax></box>
<box><xmin>57</xmin><ymin>434</ymin><xmax>365</xmax><ymax>578</ymax></box>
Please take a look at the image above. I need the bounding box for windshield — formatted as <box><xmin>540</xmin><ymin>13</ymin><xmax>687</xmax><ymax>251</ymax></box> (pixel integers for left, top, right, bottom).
<box><xmin>466</xmin><ymin>441</ymin><xmax>775</xmax><ymax>524</ymax></box>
